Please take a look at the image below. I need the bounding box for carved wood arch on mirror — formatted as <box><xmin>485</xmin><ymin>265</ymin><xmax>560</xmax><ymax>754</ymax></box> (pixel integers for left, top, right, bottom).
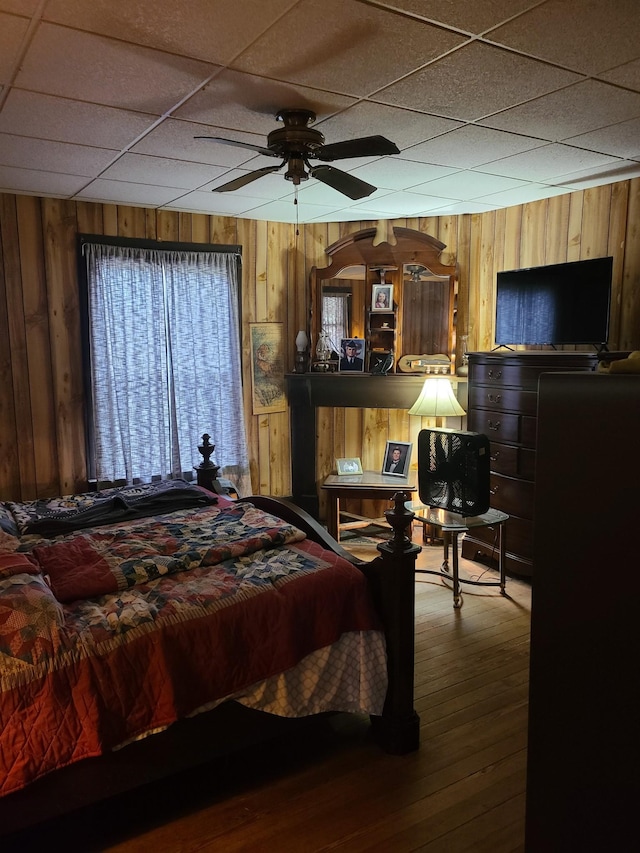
<box><xmin>310</xmin><ymin>226</ymin><xmax>459</xmax><ymax>375</ymax></box>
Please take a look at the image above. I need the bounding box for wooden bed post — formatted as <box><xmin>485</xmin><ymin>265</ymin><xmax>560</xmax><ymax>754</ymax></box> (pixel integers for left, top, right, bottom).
<box><xmin>366</xmin><ymin>492</ymin><xmax>421</xmax><ymax>754</ymax></box>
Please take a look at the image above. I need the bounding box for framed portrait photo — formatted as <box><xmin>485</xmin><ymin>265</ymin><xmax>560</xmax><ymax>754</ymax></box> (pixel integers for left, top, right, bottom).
<box><xmin>336</xmin><ymin>457</ymin><xmax>363</xmax><ymax>475</ymax></box>
<box><xmin>382</xmin><ymin>440</ymin><xmax>412</xmax><ymax>477</ymax></box>
<box><xmin>372</xmin><ymin>284</ymin><xmax>393</xmax><ymax>312</ymax></box>
<box><xmin>339</xmin><ymin>338</ymin><xmax>365</xmax><ymax>372</ymax></box>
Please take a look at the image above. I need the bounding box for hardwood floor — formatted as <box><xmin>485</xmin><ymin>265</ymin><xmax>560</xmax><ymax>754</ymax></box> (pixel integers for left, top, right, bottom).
<box><xmin>6</xmin><ymin>533</ymin><xmax>531</xmax><ymax>852</ymax></box>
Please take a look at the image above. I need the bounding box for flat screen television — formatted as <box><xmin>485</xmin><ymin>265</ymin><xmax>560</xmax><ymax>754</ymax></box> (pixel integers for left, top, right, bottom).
<box><xmin>495</xmin><ymin>257</ymin><xmax>612</xmax><ymax>347</ymax></box>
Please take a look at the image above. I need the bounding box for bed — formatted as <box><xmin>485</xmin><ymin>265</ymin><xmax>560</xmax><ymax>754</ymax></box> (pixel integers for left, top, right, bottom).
<box><xmin>0</xmin><ymin>479</ymin><xmax>419</xmax><ymax>835</ymax></box>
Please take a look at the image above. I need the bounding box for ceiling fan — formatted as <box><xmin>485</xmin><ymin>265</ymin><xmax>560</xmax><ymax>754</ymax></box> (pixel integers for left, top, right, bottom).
<box><xmin>195</xmin><ymin>109</ymin><xmax>399</xmax><ymax>200</ymax></box>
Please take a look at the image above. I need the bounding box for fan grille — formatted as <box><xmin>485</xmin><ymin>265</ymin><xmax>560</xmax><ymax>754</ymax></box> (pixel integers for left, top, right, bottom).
<box><xmin>418</xmin><ymin>428</ymin><xmax>490</xmax><ymax>516</ymax></box>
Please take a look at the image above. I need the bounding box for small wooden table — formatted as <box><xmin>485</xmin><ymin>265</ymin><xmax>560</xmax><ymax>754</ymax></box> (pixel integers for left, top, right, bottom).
<box><xmin>322</xmin><ymin>471</ymin><xmax>417</xmax><ymax>541</ymax></box>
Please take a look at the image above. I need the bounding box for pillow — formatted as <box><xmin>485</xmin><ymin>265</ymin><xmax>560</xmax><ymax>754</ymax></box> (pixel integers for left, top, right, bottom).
<box><xmin>0</xmin><ymin>573</ymin><xmax>65</xmax><ymax>665</ymax></box>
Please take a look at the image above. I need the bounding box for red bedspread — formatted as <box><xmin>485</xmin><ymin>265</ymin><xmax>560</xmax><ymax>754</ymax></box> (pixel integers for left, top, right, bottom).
<box><xmin>0</xmin><ymin>501</ymin><xmax>383</xmax><ymax>798</ymax></box>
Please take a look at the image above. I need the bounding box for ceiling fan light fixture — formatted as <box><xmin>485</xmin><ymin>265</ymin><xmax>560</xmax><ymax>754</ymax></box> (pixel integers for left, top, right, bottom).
<box><xmin>284</xmin><ymin>157</ymin><xmax>309</xmax><ymax>185</ymax></box>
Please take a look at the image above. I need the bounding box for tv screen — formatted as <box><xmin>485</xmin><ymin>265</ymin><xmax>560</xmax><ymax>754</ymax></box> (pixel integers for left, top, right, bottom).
<box><xmin>495</xmin><ymin>257</ymin><xmax>612</xmax><ymax>347</ymax></box>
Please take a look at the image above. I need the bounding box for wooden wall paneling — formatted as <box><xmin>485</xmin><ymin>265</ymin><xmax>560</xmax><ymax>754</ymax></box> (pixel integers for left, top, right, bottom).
<box><xmin>621</xmin><ymin>178</ymin><xmax>640</xmax><ymax>350</ymax></box>
<box><xmin>2</xmin><ymin>195</ymin><xmax>36</xmax><ymax>499</ymax></box>
<box><xmin>17</xmin><ymin>195</ymin><xmax>58</xmax><ymax>498</ymax></box>
<box><xmin>102</xmin><ymin>204</ymin><xmax>118</xmax><ymax>236</ymax></box>
<box><xmin>75</xmin><ymin>201</ymin><xmax>104</xmax><ymax>236</ymax></box>
<box><xmin>544</xmin><ymin>194</ymin><xmax>571</xmax><ymax>264</ymax></box>
<box><xmin>41</xmin><ymin>198</ymin><xmax>86</xmax><ymax>495</ymax></box>
<box><xmin>0</xmin><ymin>195</ymin><xmax>21</xmax><ymax>499</ymax></box>
<box><xmin>209</xmin><ymin>216</ymin><xmax>239</xmax><ymax>246</ymax></box>
<box><xmin>566</xmin><ymin>191</ymin><xmax>584</xmax><ymax>261</ymax></box>
<box><xmin>502</xmin><ymin>205</ymin><xmax>523</xmax><ymax>274</ymax></box>
<box><xmin>477</xmin><ymin>211</ymin><xmax>499</xmax><ymax>351</ymax></box>
<box><xmin>581</xmin><ymin>185</ymin><xmax>613</xmax><ymax>260</ymax></box>
<box><xmin>236</xmin><ymin>217</ymin><xmax>259</xmax><ymax>493</ymax></box>
<box><xmin>117</xmin><ymin>205</ymin><xmax>147</xmax><ymax>238</ymax></box>
<box><xmin>145</xmin><ymin>208</ymin><xmax>157</xmax><ymax>240</ymax></box>
<box><xmin>178</xmin><ymin>211</ymin><xmax>192</xmax><ymax>243</ymax></box>
<box><xmin>255</xmin><ymin>413</ymin><xmax>271</xmax><ymax>494</ymax></box>
<box><xmin>157</xmin><ymin>209</ymin><xmax>179</xmax><ymax>243</ymax></box>
<box><xmin>607</xmin><ymin>181</ymin><xmax>630</xmax><ymax>348</ymax></box>
<box><xmin>520</xmin><ymin>199</ymin><xmax>548</xmax><ymax>269</ymax></box>
<box><xmin>455</xmin><ymin>214</ymin><xmax>472</xmax><ymax>352</ymax></box>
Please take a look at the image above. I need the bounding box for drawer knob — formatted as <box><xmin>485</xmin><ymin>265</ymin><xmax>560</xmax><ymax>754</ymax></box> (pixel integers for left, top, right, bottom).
<box><xmin>488</xmin><ymin>393</ymin><xmax>502</xmax><ymax>403</ymax></box>
<box><xmin>488</xmin><ymin>369</ymin><xmax>502</xmax><ymax>380</ymax></box>
<box><xmin>488</xmin><ymin>420</ymin><xmax>501</xmax><ymax>431</ymax></box>
<box><xmin>490</xmin><ymin>451</ymin><xmax>500</xmax><ymax>461</ymax></box>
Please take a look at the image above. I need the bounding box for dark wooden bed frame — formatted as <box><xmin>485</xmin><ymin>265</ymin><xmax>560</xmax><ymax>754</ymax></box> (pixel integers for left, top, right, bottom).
<box><xmin>0</xmin><ymin>493</ymin><xmax>420</xmax><ymax>837</ymax></box>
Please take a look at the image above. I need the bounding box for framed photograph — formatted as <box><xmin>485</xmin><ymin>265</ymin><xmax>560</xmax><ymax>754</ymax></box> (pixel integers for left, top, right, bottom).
<box><xmin>372</xmin><ymin>284</ymin><xmax>393</xmax><ymax>312</ymax></box>
<box><xmin>249</xmin><ymin>322</ymin><xmax>286</xmax><ymax>414</ymax></box>
<box><xmin>336</xmin><ymin>457</ymin><xmax>363</xmax><ymax>475</ymax></box>
<box><xmin>338</xmin><ymin>338</ymin><xmax>365</xmax><ymax>372</ymax></box>
<box><xmin>382</xmin><ymin>440</ymin><xmax>412</xmax><ymax>477</ymax></box>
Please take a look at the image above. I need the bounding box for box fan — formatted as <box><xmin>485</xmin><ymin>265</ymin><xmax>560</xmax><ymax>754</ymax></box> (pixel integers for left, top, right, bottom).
<box><xmin>417</xmin><ymin>428</ymin><xmax>490</xmax><ymax>517</ymax></box>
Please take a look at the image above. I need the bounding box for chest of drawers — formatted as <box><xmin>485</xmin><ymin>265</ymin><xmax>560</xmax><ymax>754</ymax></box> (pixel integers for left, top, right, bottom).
<box><xmin>464</xmin><ymin>351</ymin><xmax>597</xmax><ymax>577</ymax></box>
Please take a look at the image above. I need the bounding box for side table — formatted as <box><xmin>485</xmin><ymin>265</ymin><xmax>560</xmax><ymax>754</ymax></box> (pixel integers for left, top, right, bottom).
<box><xmin>406</xmin><ymin>501</ymin><xmax>509</xmax><ymax>608</ymax></box>
<box><xmin>322</xmin><ymin>471</ymin><xmax>417</xmax><ymax>541</ymax></box>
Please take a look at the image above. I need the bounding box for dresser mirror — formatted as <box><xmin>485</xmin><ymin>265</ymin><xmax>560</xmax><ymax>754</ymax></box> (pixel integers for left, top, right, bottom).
<box><xmin>310</xmin><ymin>227</ymin><xmax>458</xmax><ymax>373</ymax></box>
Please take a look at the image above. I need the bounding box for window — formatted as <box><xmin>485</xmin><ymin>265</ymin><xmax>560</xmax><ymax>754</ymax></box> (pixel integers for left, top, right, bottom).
<box><xmin>80</xmin><ymin>238</ymin><xmax>250</xmax><ymax>494</ymax></box>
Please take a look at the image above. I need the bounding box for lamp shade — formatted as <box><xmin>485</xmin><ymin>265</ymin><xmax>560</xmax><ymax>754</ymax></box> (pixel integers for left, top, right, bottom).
<box><xmin>408</xmin><ymin>377</ymin><xmax>466</xmax><ymax>417</ymax></box>
<box><xmin>295</xmin><ymin>330</ymin><xmax>309</xmax><ymax>351</ymax></box>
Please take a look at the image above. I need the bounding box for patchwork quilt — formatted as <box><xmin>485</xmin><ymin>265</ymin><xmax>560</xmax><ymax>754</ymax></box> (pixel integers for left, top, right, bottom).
<box><xmin>0</xmin><ymin>489</ymin><xmax>385</xmax><ymax>798</ymax></box>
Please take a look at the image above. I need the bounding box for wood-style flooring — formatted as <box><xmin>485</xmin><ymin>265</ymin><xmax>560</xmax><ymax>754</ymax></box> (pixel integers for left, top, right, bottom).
<box><xmin>6</xmin><ymin>531</ymin><xmax>531</xmax><ymax>852</ymax></box>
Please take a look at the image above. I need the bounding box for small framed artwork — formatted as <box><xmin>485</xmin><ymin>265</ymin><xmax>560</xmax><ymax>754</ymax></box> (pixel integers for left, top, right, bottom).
<box><xmin>372</xmin><ymin>284</ymin><xmax>393</xmax><ymax>312</ymax></box>
<box><xmin>336</xmin><ymin>457</ymin><xmax>363</xmax><ymax>475</ymax></box>
<box><xmin>339</xmin><ymin>338</ymin><xmax>365</xmax><ymax>372</ymax></box>
<box><xmin>249</xmin><ymin>322</ymin><xmax>286</xmax><ymax>414</ymax></box>
<box><xmin>382</xmin><ymin>441</ymin><xmax>412</xmax><ymax>477</ymax></box>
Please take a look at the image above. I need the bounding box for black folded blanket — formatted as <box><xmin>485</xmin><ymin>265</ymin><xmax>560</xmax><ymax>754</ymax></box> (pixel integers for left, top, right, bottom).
<box><xmin>23</xmin><ymin>480</ymin><xmax>217</xmax><ymax>536</ymax></box>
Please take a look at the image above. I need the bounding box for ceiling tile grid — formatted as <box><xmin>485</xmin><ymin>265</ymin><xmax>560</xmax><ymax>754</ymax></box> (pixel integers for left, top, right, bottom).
<box><xmin>0</xmin><ymin>0</ymin><xmax>639</xmax><ymax>222</ymax></box>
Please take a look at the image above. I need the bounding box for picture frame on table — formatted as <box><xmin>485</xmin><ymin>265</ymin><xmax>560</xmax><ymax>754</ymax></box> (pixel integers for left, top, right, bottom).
<box><xmin>336</xmin><ymin>457</ymin><xmax>363</xmax><ymax>476</ymax></box>
<box><xmin>382</xmin><ymin>441</ymin><xmax>412</xmax><ymax>477</ymax></box>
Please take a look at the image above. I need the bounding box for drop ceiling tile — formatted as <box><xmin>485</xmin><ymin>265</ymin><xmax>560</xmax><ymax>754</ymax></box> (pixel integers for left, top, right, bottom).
<box><xmin>0</xmin><ymin>12</ymin><xmax>30</xmax><ymax>84</ymax></box>
<box><xmin>376</xmin><ymin>41</ymin><xmax>581</xmax><ymax>121</ymax></box>
<box><xmin>0</xmin><ymin>1</ymin><xmax>42</xmax><ymax>12</ymax></box>
<box><xmin>75</xmin><ymin>178</ymin><xmax>182</xmax><ymax>206</ymax></box>
<box><xmin>412</xmin><ymin>170</ymin><xmax>527</xmax><ymax>200</ymax></box>
<box><xmin>0</xmin><ymin>165</ymin><xmax>88</xmax><ymax>196</ymax></box>
<box><xmin>487</xmin><ymin>0</ymin><xmax>640</xmax><ymax>75</ymax></box>
<box><xmin>0</xmin><ymin>133</ymin><xmax>117</xmax><ymax>176</ymax></box>
<box><xmin>163</xmin><ymin>189</ymin><xmax>282</xmax><ymax>216</ymax></box>
<box><xmin>317</xmin><ymin>103</ymin><xmax>462</xmax><ymax>151</ymax></box>
<box><xmin>400</xmin><ymin>125</ymin><xmax>547</xmax><ymax>168</ymax></box>
<box><xmin>239</xmin><ymin>198</ymin><xmax>343</xmax><ymax>223</ymax></box>
<box><xmin>479</xmin><ymin>143</ymin><xmax>619</xmax><ymax>182</ymax></box>
<box><xmin>369</xmin><ymin>0</ymin><xmax>536</xmax><ymax>33</ymax></box>
<box><xmin>42</xmin><ymin>0</ymin><xmax>298</xmax><ymax>65</ymax></box>
<box><xmin>547</xmin><ymin>160</ymin><xmax>640</xmax><ymax>190</ymax></box>
<box><xmin>481</xmin><ymin>80</ymin><xmax>640</xmax><ymax>140</ymax></box>
<box><xmin>294</xmin><ymin>180</ymin><xmax>390</xmax><ymax>207</ymax></box>
<box><xmin>231</xmin><ymin>0</ymin><xmax>466</xmax><ymax>96</ymax></box>
<box><xmin>476</xmin><ymin>182</ymin><xmax>574</xmax><ymax>207</ymax></box>
<box><xmin>599</xmin><ymin>57</ymin><xmax>640</xmax><ymax>92</ymax></box>
<box><xmin>131</xmin><ymin>118</ymin><xmax>267</xmax><ymax>168</ymax></box>
<box><xmin>565</xmin><ymin>118</ymin><xmax>640</xmax><ymax>160</ymax></box>
<box><xmin>0</xmin><ymin>90</ymin><xmax>160</xmax><ymax>149</ymax></box>
<box><xmin>14</xmin><ymin>23</ymin><xmax>217</xmax><ymax>114</ymax></box>
<box><xmin>175</xmin><ymin>69</ymin><xmax>355</xmax><ymax>131</ymax></box>
<box><xmin>350</xmin><ymin>190</ymin><xmax>458</xmax><ymax>216</ymax></box>
<box><xmin>424</xmin><ymin>199</ymin><xmax>502</xmax><ymax>215</ymax></box>
<box><xmin>349</xmin><ymin>158</ymin><xmax>457</xmax><ymax>190</ymax></box>
<box><xmin>99</xmin><ymin>153</ymin><xmax>228</xmax><ymax>189</ymax></box>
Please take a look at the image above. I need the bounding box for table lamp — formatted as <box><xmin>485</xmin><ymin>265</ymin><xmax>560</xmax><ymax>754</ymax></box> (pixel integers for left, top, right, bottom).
<box><xmin>408</xmin><ymin>377</ymin><xmax>466</xmax><ymax>426</ymax></box>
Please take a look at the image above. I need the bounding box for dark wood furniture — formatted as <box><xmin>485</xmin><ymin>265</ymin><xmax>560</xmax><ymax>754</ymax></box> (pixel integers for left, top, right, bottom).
<box><xmin>322</xmin><ymin>471</ymin><xmax>417</xmax><ymax>540</ymax></box>
<box><xmin>310</xmin><ymin>226</ymin><xmax>458</xmax><ymax>374</ymax></box>
<box><xmin>464</xmin><ymin>351</ymin><xmax>597</xmax><ymax>576</ymax></box>
<box><xmin>525</xmin><ymin>372</ymin><xmax>640</xmax><ymax>851</ymax></box>
<box><xmin>0</xmin><ymin>494</ymin><xmax>420</xmax><ymax>837</ymax></box>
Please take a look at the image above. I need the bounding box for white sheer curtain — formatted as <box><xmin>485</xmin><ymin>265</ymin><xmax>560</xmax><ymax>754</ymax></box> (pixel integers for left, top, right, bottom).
<box><xmin>83</xmin><ymin>242</ymin><xmax>250</xmax><ymax>494</ymax></box>
<box><xmin>321</xmin><ymin>294</ymin><xmax>349</xmax><ymax>355</ymax></box>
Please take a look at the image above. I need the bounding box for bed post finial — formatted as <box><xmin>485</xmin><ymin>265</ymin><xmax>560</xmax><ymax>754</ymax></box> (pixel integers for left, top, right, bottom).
<box><xmin>195</xmin><ymin>433</ymin><xmax>221</xmax><ymax>494</ymax></box>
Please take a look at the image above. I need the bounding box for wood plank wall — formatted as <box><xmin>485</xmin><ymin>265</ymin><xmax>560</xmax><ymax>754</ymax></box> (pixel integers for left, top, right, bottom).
<box><xmin>1</xmin><ymin>181</ymin><xmax>639</xmax><ymax>507</ymax></box>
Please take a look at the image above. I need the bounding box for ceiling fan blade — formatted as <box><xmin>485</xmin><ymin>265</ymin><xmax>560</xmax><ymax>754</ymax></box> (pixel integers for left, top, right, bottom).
<box><xmin>316</xmin><ymin>135</ymin><xmax>400</xmax><ymax>161</ymax></box>
<box><xmin>212</xmin><ymin>165</ymin><xmax>283</xmax><ymax>193</ymax></box>
<box><xmin>310</xmin><ymin>165</ymin><xmax>376</xmax><ymax>200</ymax></box>
<box><xmin>194</xmin><ymin>136</ymin><xmax>276</xmax><ymax>158</ymax></box>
